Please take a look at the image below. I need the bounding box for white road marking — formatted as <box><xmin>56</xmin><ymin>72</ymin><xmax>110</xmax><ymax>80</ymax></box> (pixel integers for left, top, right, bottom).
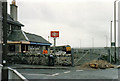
<box><xmin>76</xmin><ymin>70</ymin><xmax>84</xmax><ymax>72</ymax></box>
<box><xmin>64</xmin><ymin>71</ymin><xmax>70</xmax><ymax>73</ymax></box>
<box><xmin>52</xmin><ymin>73</ymin><xmax>60</xmax><ymax>76</ymax></box>
<box><xmin>47</xmin><ymin>73</ymin><xmax>60</xmax><ymax>76</ymax></box>
<box><xmin>22</xmin><ymin>72</ymin><xmax>60</xmax><ymax>76</ymax></box>
<box><xmin>22</xmin><ymin>73</ymin><xmax>46</xmax><ymax>76</ymax></box>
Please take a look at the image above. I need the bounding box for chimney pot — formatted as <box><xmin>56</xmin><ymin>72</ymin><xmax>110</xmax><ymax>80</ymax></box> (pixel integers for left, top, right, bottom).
<box><xmin>10</xmin><ymin>0</ymin><xmax>17</xmax><ymax>21</ymax></box>
<box><xmin>12</xmin><ymin>0</ymin><xmax>16</xmax><ymax>5</ymax></box>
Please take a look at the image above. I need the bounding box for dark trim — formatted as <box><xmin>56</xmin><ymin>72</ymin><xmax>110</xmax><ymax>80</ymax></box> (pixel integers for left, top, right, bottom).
<box><xmin>30</xmin><ymin>42</ymin><xmax>52</xmax><ymax>46</ymax></box>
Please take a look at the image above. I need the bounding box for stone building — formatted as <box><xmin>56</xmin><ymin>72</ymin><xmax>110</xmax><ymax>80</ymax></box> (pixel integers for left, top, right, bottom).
<box><xmin>7</xmin><ymin>0</ymin><xmax>51</xmax><ymax>55</ymax></box>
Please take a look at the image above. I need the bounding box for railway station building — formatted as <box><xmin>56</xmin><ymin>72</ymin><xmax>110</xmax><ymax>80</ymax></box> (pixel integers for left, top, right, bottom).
<box><xmin>7</xmin><ymin>0</ymin><xmax>51</xmax><ymax>55</ymax></box>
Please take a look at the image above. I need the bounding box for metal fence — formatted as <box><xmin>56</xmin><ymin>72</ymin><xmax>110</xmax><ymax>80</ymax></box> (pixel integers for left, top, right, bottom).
<box><xmin>72</xmin><ymin>48</ymin><xmax>113</xmax><ymax>66</ymax></box>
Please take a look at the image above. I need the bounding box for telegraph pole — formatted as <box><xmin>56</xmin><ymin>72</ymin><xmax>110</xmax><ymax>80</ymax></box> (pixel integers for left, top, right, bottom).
<box><xmin>2</xmin><ymin>1</ymin><xmax>8</xmax><ymax>81</ymax></box>
<box><xmin>2</xmin><ymin>1</ymin><xmax>7</xmax><ymax>66</ymax></box>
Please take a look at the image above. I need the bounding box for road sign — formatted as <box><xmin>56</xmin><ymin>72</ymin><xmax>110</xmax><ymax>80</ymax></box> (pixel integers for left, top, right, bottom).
<box><xmin>51</xmin><ymin>31</ymin><xmax>59</xmax><ymax>38</ymax></box>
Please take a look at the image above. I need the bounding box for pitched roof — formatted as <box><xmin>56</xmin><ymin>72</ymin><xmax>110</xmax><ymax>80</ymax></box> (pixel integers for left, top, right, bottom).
<box><xmin>25</xmin><ymin>32</ymin><xmax>51</xmax><ymax>44</ymax></box>
<box><xmin>7</xmin><ymin>14</ymin><xmax>24</xmax><ymax>26</ymax></box>
<box><xmin>7</xmin><ymin>30</ymin><xmax>28</xmax><ymax>41</ymax></box>
<box><xmin>8</xmin><ymin>30</ymin><xmax>51</xmax><ymax>45</ymax></box>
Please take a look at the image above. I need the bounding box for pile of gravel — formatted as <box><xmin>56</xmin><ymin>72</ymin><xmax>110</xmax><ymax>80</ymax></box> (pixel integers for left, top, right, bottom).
<box><xmin>76</xmin><ymin>60</ymin><xmax>115</xmax><ymax>70</ymax></box>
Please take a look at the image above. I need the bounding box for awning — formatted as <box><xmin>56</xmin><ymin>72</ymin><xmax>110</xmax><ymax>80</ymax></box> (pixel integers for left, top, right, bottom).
<box><xmin>30</xmin><ymin>42</ymin><xmax>52</xmax><ymax>46</ymax></box>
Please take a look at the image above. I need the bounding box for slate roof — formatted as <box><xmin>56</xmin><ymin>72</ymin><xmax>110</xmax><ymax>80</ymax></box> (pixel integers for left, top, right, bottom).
<box><xmin>7</xmin><ymin>30</ymin><xmax>28</xmax><ymax>41</ymax></box>
<box><xmin>7</xmin><ymin>14</ymin><xmax>51</xmax><ymax>45</ymax></box>
<box><xmin>8</xmin><ymin>30</ymin><xmax>51</xmax><ymax>44</ymax></box>
<box><xmin>7</xmin><ymin>14</ymin><xmax>24</xmax><ymax>26</ymax></box>
<box><xmin>25</xmin><ymin>32</ymin><xmax>51</xmax><ymax>44</ymax></box>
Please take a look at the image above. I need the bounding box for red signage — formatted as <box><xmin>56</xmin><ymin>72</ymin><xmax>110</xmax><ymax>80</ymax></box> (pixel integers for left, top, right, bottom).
<box><xmin>51</xmin><ymin>31</ymin><xmax>59</xmax><ymax>37</ymax></box>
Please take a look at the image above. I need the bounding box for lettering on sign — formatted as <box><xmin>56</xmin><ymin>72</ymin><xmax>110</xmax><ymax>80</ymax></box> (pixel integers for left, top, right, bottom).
<box><xmin>51</xmin><ymin>31</ymin><xmax>59</xmax><ymax>37</ymax></box>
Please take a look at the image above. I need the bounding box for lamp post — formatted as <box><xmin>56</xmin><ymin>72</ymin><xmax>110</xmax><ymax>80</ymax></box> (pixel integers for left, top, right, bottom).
<box><xmin>110</xmin><ymin>21</ymin><xmax>113</xmax><ymax>46</ymax></box>
<box><xmin>105</xmin><ymin>35</ymin><xmax>108</xmax><ymax>47</ymax></box>
<box><xmin>114</xmin><ymin>0</ymin><xmax>118</xmax><ymax>64</ymax></box>
<box><xmin>92</xmin><ymin>38</ymin><xmax>94</xmax><ymax>48</ymax></box>
<box><xmin>79</xmin><ymin>39</ymin><xmax>81</xmax><ymax>48</ymax></box>
<box><xmin>110</xmin><ymin>21</ymin><xmax>113</xmax><ymax>63</ymax></box>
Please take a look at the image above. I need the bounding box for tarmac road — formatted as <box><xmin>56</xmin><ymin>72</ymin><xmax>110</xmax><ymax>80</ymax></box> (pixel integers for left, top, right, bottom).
<box><xmin>16</xmin><ymin>68</ymin><xmax>119</xmax><ymax>79</ymax></box>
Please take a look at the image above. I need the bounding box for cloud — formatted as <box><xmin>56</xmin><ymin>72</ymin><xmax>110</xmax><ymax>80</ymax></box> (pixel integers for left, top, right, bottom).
<box><xmin>8</xmin><ymin>0</ymin><xmax>114</xmax><ymax>47</ymax></box>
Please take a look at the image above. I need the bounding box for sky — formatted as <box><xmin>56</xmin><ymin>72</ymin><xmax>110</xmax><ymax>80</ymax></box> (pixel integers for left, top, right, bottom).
<box><xmin>7</xmin><ymin>0</ymin><xmax>115</xmax><ymax>48</ymax></box>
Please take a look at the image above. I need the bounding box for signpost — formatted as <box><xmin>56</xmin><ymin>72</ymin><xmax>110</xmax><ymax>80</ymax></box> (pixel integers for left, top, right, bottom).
<box><xmin>50</xmin><ymin>31</ymin><xmax>59</xmax><ymax>53</ymax></box>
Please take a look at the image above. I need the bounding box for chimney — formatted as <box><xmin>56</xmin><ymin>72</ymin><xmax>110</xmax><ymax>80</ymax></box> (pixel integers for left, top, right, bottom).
<box><xmin>10</xmin><ymin>0</ymin><xmax>17</xmax><ymax>21</ymax></box>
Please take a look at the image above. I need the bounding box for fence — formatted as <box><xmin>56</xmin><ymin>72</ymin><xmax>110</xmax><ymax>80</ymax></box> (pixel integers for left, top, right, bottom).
<box><xmin>6</xmin><ymin>47</ymin><xmax>120</xmax><ymax>66</ymax></box>
<box><xmin>72</xmin><ymin>48</ymin><xmax>111</xmax><ymax>66</ymax></box>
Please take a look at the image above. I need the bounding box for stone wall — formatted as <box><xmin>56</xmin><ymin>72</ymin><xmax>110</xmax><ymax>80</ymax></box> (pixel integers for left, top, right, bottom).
<box><xmin>7</xmin><ymin>54</ymin><xmax>72</xmax><ymax>66</ymax></box>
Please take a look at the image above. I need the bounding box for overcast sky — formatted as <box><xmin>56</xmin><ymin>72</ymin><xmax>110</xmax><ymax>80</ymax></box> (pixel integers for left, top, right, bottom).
<box><xmin>8</xmin><ymin>0</ymin><xmax>114</xmax><ymax>48</ymax></box>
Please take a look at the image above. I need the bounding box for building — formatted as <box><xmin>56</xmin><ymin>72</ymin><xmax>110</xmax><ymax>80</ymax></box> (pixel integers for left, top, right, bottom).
<box><xmin>6</xmin><ymin>0</ymin><xmax>72</xmax><ymax>65</ymax></box>
<box><xmin>7</xmin><ymin>0</ymin><xmax>51</xmax><ymax>56</ymax></box>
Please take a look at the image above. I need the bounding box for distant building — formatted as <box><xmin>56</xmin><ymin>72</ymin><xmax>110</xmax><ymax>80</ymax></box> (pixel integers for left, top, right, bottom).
<box><xmin>7</xmin><ymin>0</ymin><xmax>51</xmax><ymax>55</ymax></box>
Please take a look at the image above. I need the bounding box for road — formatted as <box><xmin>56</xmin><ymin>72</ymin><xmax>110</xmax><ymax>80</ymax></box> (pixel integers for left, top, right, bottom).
<box><xmin>16</xmin><ymin>68</ymin><xmax>119</xmax><ymax>79</ymax></box>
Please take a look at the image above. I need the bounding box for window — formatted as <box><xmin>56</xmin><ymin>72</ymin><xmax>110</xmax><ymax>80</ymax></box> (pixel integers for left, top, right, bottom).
<box><xmin>9</xmin><ymin>45</ymin><xmax>15</xmax><ymax>52</ymax></box>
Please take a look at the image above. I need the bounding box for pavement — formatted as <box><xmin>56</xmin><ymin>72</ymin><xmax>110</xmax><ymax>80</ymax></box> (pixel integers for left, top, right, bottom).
<box><xmin>8</xmin><ymin>64</ymin><xmax>120</xmax><ymax>70</ymax></box>
<box><xmin>8</xmin><ymin>64</ymin><xmax>72</xmax><ymax>69</ymax></box>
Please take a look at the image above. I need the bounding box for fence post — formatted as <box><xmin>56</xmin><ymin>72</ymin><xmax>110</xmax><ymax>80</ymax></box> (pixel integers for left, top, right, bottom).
<box><xmin>71</xmin><ymin>48</ymin><xmax>74</xmax><ymax>67</ymax></box>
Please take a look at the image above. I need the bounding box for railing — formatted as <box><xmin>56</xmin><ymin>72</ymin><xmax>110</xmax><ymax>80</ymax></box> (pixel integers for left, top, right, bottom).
<box><xmin>0</xmin><ymin>64</ymin><xmax>3</xmax><ymax>81</ymax></box>
<box><xmin>8</xmin><ymin>67</ymin><xmax>28</xmax><ymax>81</ymax></box>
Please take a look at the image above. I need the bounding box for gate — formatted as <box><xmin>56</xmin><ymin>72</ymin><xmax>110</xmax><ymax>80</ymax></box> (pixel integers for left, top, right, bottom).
<box><xmin>72</xmin><ymin>48</ymin><xmax>110</xmax><ymax>66</ymax></box>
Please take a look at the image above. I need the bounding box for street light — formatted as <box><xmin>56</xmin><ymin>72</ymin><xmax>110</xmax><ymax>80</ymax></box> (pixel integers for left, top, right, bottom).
<box><xmin>92</xmin><ymin>38</ymin><xmax>94</xmax><ymax>48</ymax></box>
<box><xmin>105</xmin><ymin>35</ymin><xmax>108</xmax><ymax>47</ymax></box>
<box><xmin>110</xmin><ymin>21</ymin><xmax>113</xmax><ymax>63</ymax></box>
<box><xmin>79</xmin><ymin>39</ymin><xmax>81</xmax><ymax>48</ymax></box>
<box><xmin>110</xmin><ymin>21</ymin><xmax>113</xmax><ymax>46</ymax></box>
<box><xmin>113</xmin><ymin>0</ymin><xmax>119</xmax><ymax>64</ymax></box>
